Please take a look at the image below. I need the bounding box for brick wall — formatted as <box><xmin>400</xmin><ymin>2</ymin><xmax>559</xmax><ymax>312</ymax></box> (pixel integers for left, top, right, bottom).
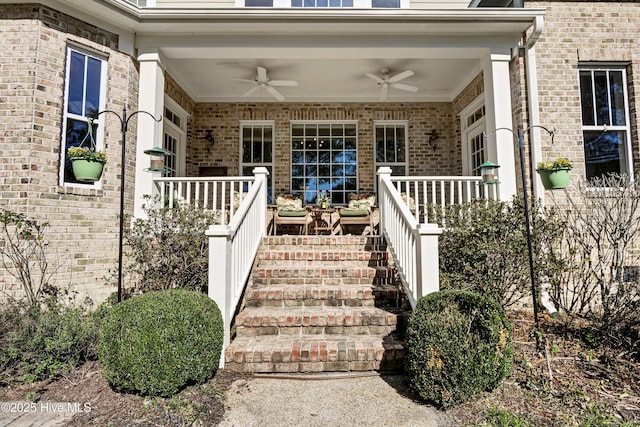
<box><xmin>0</xmin><ymin>4</ymin><xmax>138</xmax><ymax>304</ymax></box>
<box><xmin>526</xmin><ymin>1</ymin><xmax>640</xmax><ymax>203</ymax></box>
<box><xmin>189</xmin><ymin>102</ymin><xmax>457</xmax><ymax>195</ymax></box>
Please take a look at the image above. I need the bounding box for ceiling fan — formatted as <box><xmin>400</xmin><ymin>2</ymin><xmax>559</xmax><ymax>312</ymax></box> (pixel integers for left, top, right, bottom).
<box><xmin>237</xmin><ymin>66</ymin><xmax>298</xmax><ymax>101</ymax></box>
<box><xmin>365</xmin><ymin>68</ymin><xmax>418</xmax><ymax>101</ymax></box>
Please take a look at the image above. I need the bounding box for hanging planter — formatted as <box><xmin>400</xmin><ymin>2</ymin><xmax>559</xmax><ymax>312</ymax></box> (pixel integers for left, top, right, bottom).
<box><xmin>536</xmin><ymin>157</ymin><xmax>572</xmax><ymax>190</ymax></box>
<box><xmin>67</xmin><ymin>117</ymin><xmax>107</xmax><ymax>182</ymax></box>
<box><xmin>69</xmin><ymin>157</ymin><xmax>105</xmax><ymax>182</ymax></box>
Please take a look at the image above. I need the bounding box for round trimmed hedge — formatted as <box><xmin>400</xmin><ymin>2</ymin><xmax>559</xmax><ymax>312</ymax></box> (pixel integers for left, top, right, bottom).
<box><xmin>98</xmin><ymin>289</ymin><xmax>223</xmax><ymax>397</ymax></box>
<box><xmin>404</xmin><ymin>290</ymin><xmax>514</xmax><ymax>409</ymax></box>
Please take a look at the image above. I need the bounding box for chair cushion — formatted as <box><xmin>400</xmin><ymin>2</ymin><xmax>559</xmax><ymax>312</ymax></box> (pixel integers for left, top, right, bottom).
<box><xmin>339</xmin><ymin>208</ymin><xmax>370</xmax><ymax>217</ymax></box>
<box><xmin>278</xmin><ymin>209</ymin><xmax>307</xmax><ymax>217</ymax></box>
<box><xmin>401</xmin><ymin>192</ymin><xmax>416</xmax><ymax>214</ymax></box>
<box><xmin>276</xmin><ymin>194</ymin><xmax>303</xmax><ymax>211</ymax></box>
<box><xmin>347</xmin><ymin>193</ymin><xmax>376</xmax><ymax>212</ymax></box>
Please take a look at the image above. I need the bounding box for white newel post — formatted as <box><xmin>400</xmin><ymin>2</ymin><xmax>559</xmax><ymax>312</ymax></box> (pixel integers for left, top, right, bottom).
<box><xmin>206</xmin><ymin>224</ymin><xmax>232</xmax><ymax>368</ymax></box>
<box><xmin>376</xmin><ymin>166</ymin><xmax>392</xmax><ymax>236</ymax></box>
<box><xmin>253</xmin><ymin>167</ymin><xmax>269</xmax><ymax>236</ymax></box>
<box><xmin>415</xmin><ymin>223</ymin><xmax>442</xmax><ymax>299</ymax></box>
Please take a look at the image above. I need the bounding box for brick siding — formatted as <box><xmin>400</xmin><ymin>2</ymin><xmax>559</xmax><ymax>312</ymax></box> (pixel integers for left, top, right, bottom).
<box><xmin>188</xmin><ymin>102</ymin><xmax>457</xmax><ymax>195</ymax></box>
<box><xmin>0</xmin><ymin>4</ymin><xmax>138</xmax><ymax>304</ymax></box>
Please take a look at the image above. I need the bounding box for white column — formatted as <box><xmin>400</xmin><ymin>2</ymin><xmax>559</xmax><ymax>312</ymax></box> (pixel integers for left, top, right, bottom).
<box><xmin>483</xmin><ymin>50</ymin><xmax>517</xmax><ymax>201</ymax></box>
<box><xmin>134</xmin><ymin>50</ymin><xmax>165</xmax><ymax>219</ymax></box>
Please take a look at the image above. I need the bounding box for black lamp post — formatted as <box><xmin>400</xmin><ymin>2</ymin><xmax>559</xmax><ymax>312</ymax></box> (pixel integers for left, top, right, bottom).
<box><xmin>91</xmin><ymin>106</ymin><xmax>162</xmax><ymax>302</ymax></box>
<box><xmin>484</xmin><ymin>125</ymin><xmax>555</xmax><ymax>334</ymax></box>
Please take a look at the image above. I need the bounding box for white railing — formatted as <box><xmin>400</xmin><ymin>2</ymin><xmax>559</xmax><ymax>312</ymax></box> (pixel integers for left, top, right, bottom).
<box><xmin>390</xmin><ymin>175</ymin><xmax>500</xmax><ymax>224</ymax></box>
<box><xmin>152</xmin><ymin>176</ymin><xmax>256</xmax><ymax>225</ymax></box>
<box><xmin>378</xmin><ymin>167</ymin><xmax>442</xmax><ymax>308</ymax></box>
<box><xmin>205</xmin><ymin>168</ymin><xmax>269</xmax><ymax>368</ymax></box>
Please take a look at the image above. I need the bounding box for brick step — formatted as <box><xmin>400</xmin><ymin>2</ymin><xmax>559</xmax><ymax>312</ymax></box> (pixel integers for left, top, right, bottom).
<box><xmin>224</xmin><ymin>334</ymin><xmax>405</xmax><ymax>373</ymax></box>
<box><xmin>244</xmin><ymin>284</ymin><xmax>377</xmax><ymax>308</ymax></box>
<box><xmin>252</xmin><ymin>266</ymin><xmax>393</xmax><ymax>286</ymax></box>
<box><xmin>259</xmin><ymin>235</ymin><xmax>387</xmax><ymax>251</ymax></box>
<box><xmin>257</xmin><ymin>249</ymin><xmax>389</xmax><ymax>264</ymax></box>
<box><xmin>234</xmin><ymin>306</ymin><xmax>397</xmax><ymax>336</ymax></box>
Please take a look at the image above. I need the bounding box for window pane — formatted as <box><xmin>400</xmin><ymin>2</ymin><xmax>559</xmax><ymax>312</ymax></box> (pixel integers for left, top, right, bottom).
<box><xmin>64</xmin><ymin>118</ymin><xmax>91</xmax><ymax>183</ymax></box>
<box><xmin>609</xmin><ymin>71</ymin><xmax>626</xmax><ymax>126</ymax></box>
<box><xmin>579</xmin><ymin>71</ymin><xmax>595</xmax><ymax>126</ymax></box>
<box><xmin>85</xmin><ymin>57</ymin><xmax>102</xmax><ymax>116</ymax></box>
<box><xmin>245</xmin><ymin>0</ymin><xmax>273</xmax><ymax>5</ymax></box>
<box><xmin>68</xmin><ymin>52</ymin><xmax>85</xmax><ymax>115</ymax></box>
<box><xmin>593</xmin><ymin>71</ymin><xmax>610</xmax><ymax>126</ymax></box>
<box><xmin>372</xmin><ymin>0</ymin><xmax>399</xmax><ymax>6</ymax></box>
<box><xmin>584</xmin><ymin>130</ymin><xmax>628</xmax><ymax>180</ymax></box>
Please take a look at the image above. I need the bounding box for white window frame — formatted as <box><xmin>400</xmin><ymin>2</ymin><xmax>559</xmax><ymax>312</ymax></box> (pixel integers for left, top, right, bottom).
<box><xmin>460</xmin><ymin>95</ymin><xmax>486</xmax><ymax>176</ymax></box>
<box><xmin>163</xmin><ymin>97</ymin><xmax>187</xmax><ymax>177</ymax></box>
<box><xmin>578</xmin><ymin>65</ymin><xmax>633</xmax><ymax>182</ymax></box>
<box><xmin>240</xmin><ymin>120</ymin><xmax>275</xmax><ymax>203</ymax></box>
<box><xmin>373</xmin><ymin>120</ymin><xmax>409</xmax><ymax>182</ymax></box>
<box><xmin>59</xmin><ymin>45</ymin><xmax>107</xmax><ymax>188</ymax></box>
<box><xmin>290</xmin><ymin>120</ymin><xmax>358</xmax><ymax>205</ymax></box>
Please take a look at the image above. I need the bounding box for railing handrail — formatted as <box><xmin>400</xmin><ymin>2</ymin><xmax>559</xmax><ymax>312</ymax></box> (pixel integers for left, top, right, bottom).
<box><xmin>390</xmin><ymin>175</ymin><xmax>483</xmax><ymax>183</ymax></box>
<box><xmin>378</xmin><ymin>167</ymin><xmax>442</xmax><ymax>308</ymax></box>
<box><xmin>154</xmin><ymin>176</ymin><xmax>255</xmax><ymax>184</ymax></box>
<box><xmin>206</xmin><ymin>168</ymin><xmax>268</xmax><ymax>368</ymax></box>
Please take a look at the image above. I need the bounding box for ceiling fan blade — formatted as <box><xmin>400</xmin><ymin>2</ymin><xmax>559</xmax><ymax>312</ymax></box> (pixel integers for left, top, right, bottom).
<box><xmin>393</xmin><ymin>83</ymin><xmax>419</xmax><ymax>93</ymax></box>
<box><xmin>234</xmin><ymin>78</ymin><xmax>258</xmax><ymax>84</ymax></box>
<box><xmin>257</xmin><ymin>66</ymin><xmax>268</xmax><ymax>82</ymax></box>
<box><xmin>269</xmin><ymin>80</ymin><xmax>298</xmax><ymax>87</ymax></box>
<box><xmin>242</xmin><ymin>85</ymin><xmax>261</xmax><ymax>97</ymax></box>
<box><xmin>379</xmin><ymin>84</ymin><xmax>389</xmax><ymax>101</ymax></box>
<box><xmin>265</xmin><ymin>85</ymin><xmax>285</xmax><ymax>101</ymax></box>
<box><xmin>365</xmin><ymin>73</ymin><xmax>384</xmax><ymax>84</ymax></box>
<box><xmin>388</xmin><ymin>70</ymin><xmax>414</xmax><ymax>84</ymax></box>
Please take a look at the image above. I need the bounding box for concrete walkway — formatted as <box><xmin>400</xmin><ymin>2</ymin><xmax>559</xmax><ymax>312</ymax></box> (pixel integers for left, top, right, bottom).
<box><xmin>218</xmin><ymin>372</ymin><xmax>454</xmax><ymax>427</ymax></box>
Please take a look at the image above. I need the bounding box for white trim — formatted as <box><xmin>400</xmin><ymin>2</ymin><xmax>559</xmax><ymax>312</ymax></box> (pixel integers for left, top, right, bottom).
<box><xmin>372</xmin><ymin>120</ymin><xmax>409</xmax><ymax>185</ymax></box>
<box><xmin>578</xmin><ymin>66</ymin><xmax>633</xmax><ymax>182</ymax></box>
<box><xmin>59</xmin><ymin>44</ymin><xmax>108</xmax><ymax>189</ymax></box>
<box><xmin>239</xmin><ymin>121</ymin><xmax>276</xmax><ymax>202</ymax></box>
<box><xmin>163</xmin><ymin>96</ymin><xmax>188</xmax><ymax>177</ymax></box>
<box><xmin>459</xmin><ymin>95</ymin><xmax>485</xmax><ymax>177</ymax></box>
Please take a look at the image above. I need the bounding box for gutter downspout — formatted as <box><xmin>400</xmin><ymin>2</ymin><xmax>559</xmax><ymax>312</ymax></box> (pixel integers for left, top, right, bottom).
<box><xmin>524</xmin><ymin>15</ymin><xmax>558</xmax><ymax>318</ymax></box>
<box><xmin>524</xmin><ymin>15</ymin><xmax>545</xmax><ymax>204</ymax></box>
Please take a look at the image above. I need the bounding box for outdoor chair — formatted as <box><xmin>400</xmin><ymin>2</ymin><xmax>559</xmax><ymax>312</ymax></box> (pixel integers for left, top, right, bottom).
<box><xmin>337</xmin><ymin>193</ymin><xmax>376</xmax><ymax>235</ymax></box>
<box><xmin>272</xmin><ymin>194</ymin><xmax>310</xmax><ymax>235</ymax></box>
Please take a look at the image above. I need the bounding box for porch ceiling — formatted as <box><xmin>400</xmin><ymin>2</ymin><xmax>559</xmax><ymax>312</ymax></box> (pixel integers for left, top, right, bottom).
<box><xmin>160</xmin><ymin>48</ymin><xmax>483</xmax><ymax>103</ymax></box>
<box><xmin>129</xmin><ymin>10</ymin><xmax>544</xmax><ymax>104</ymax></box>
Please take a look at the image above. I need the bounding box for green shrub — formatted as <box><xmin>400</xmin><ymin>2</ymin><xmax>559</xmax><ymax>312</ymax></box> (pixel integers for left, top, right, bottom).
<box><xmin>0</xmin><ymin>303</ymin><xmax>99</xmax><ymax>384</ymax></box>
<box><xmin>124</xmin><ymin>195</ymin><xmax>220</xmax><ymax>294</ymax></box>
<box><xmin>98</xmin><ymin>289</ymin><xmax>223</xmax><ymax>397</ymax></box>
<box><xmin>435</xmin><ymin>196</ymin><xmax>565</xmax><ymax>308</ymax></box>
<box><xmin>404</xmin><ymin>290</ymin><xmax>514</xmax><ymax>409</ymax></box>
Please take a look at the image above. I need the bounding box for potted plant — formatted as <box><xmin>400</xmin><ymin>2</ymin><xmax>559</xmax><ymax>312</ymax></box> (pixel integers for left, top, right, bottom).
<box><xmin>67</xmin><ymin>118</ymin><xmax>107</xmax><ymax>182</ymax></box>
<box><xmin>316</xmin><ymin>190</ymin><xmax>331</xmax><ymax>209</ymax></box>
<box><xmin>536</xmin><ymin>157</ymin><xmax>572</xmax><ymax>190</ymax></box>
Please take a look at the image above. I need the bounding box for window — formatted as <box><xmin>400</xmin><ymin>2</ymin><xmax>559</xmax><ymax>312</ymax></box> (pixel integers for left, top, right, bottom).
<box><xmin>241</xmin><ymin>122</ymin><xmax>274</xmax><ymax>203</ymax></box>
<box><xmin>579</xmin><ymin>66</ymin><xmax>632</xmax><ymax>181</ymax></box>
<box><xmin>239</xmin><ymin>0</ymin><xmax>402</xmax><ymax>7</ymax></box>
<box><xmin>60</xmin><ymin>46</ymin><xmax>107</xmax><ymax>185</ymax></box>
<box><xmin>374</xmin><ymin>122</ymin><xmax>408</xmax><ymax>177</ymax></box>
<box><xmin>292</xmin><ymin>0</ymin><xmax>353</xmax><ymax>6</ymax></box>
<box><xmin>460</xmin><ymin>98</ymin><xmax>486</xmax><ymax>177</ymax></box>
<box><xmin>162</xmin><ymin>102</ymin><xmax>187</xmax><ymax>178</ymax></box>
<box><xmin>291</xmin><ymin>122</ymin><xmax>357</xmax><ymax>204</ymax></box>
<box><xmin>245</xmin><ymin>0</ymin><xmax>273</xmax><ymax>6</ymax></box>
